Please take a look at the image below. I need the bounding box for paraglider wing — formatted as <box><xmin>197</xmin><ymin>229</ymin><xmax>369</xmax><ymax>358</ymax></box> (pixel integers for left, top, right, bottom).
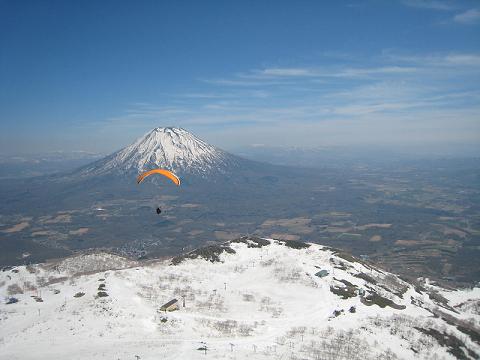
<box><xmin>136</xmin><ymin>169</ymin><xmax>181</xmax><ymax>186</ymax></box>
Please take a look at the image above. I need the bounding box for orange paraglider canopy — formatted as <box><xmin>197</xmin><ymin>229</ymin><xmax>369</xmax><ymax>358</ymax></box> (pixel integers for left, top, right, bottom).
<box><xmin>136</xmin><ymin>169</ymin><xmax>181</xmax><ymax>186</ymax></box>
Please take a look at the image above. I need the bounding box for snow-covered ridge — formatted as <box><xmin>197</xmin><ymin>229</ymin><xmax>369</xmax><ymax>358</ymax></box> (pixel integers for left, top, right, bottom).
<box><xmin>43</xmin><ymin>252</ymin><xmax>138</xmax><ymax>276</ymax></box>
<box><xmin>1</xmin><ymin>238</ymin><xmax>479</xmax><ymax>359</ymax></box>
<box><xmin>78</xmin><ymin>127</ymin><xmax>237</xmax><ymax>177</ymax></box>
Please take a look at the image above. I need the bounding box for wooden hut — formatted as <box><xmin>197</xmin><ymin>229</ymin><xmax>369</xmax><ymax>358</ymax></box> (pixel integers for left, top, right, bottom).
<box><xmin>160</xmin><ymin>298</ymin><xmax>179</xmax><ymax>312</ymax></box>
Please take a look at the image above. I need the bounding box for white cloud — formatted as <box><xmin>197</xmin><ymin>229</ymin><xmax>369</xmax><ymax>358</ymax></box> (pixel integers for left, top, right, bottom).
<box><xmin>382</xmin><ymin>51</ymin><xmax>480</xmax><ymax>68</ymax></box>
<box><xmin>242</xmin><ymin>65</ymin><xmax>417</xmax><ymax>81</ymax></box>
<box><xmin>454</xmin><ymin>9</ymin><xmax>480</xmax><ymax>24</ymax></box>
<box><xmin>260</xmin><ymin>68</ymin><xmax>314</xmax><ymax>77</ymax></box>
<box><xmin>95</xmin><ymin>50</ymin><xmax>480</xmax><ymax>153</ymax></box>
<box><xmin>444</xmin><ymin>53</ymin><xmax>480</xmax><ymax>65</ymax></box>
<box><xmin>337</xmin><ymin>66</ymin><xmax>417</xmax><ymax>77</ymax></box>
<box><xmin>401</xmin><ymin>0</ymin><xmax>455</xmax><ymax>11</ymax></box>
<box><xmin>201</xmin><ymin>77</ymin><xmax>290</xmax><ymax>87</ymax></box>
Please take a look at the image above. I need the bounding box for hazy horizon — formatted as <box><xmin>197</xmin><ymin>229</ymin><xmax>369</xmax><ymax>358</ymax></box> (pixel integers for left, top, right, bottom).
<box><xmin>1</xmin><ymin>126</ymin><xmax>479</xmax><ymax>160</ymax></box>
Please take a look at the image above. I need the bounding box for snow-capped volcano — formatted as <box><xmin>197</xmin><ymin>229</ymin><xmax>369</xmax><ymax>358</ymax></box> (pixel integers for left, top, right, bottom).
<box><xmin>78</xmin><ymin>127</ymin><xmax>239</xmax><ymax>177</ymax></box>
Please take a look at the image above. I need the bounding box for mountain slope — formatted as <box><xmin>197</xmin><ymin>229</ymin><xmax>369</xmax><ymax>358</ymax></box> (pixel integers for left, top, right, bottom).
<box><xmin>1</xmin><ymin>238</ymin><xmax>479</xmax><ymax>360</ymax></box>
<box><xmin>76</xmin><ymin>127</ymin><xmax>243</xmax><ymax>178</ymax></box>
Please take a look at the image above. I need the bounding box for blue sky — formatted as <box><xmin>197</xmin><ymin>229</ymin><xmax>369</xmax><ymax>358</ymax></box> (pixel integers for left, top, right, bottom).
<box><xmin>0</xmin><ymin>0</ymin><xmax>479</xmax><ymax>155</ymax></box>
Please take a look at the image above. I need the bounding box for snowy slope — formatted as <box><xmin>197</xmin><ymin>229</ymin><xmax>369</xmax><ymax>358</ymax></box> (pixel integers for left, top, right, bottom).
<box><xmin>77</xmin><ymin>127</ymin><xmax>240</xmax><ymax>177</ymax></box>
<box><xmin>1</xmin><ymin>238</ymin><xmax>479</xmax><ymax>360</ymax></box>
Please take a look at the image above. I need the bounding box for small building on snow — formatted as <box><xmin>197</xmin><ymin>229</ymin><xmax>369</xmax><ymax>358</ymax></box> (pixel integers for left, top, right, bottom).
<box><xmin>160</xmin><ymin>298</ymin><xmax>179</xmax><ymax>312</ymax></box>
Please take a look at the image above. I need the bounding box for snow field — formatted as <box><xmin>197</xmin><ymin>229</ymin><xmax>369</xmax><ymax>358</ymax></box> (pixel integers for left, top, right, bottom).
<box><xmin>1</xmin><ymin>240</ymin><xmax>478</xmax><ymax>359</ymax></box>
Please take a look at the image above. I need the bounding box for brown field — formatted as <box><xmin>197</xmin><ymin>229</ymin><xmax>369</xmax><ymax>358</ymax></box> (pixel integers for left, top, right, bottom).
<box><xmin>394</xmin><ymin>239</ymin><xmax>441</xmax><ymax>246</ymax></box>
<box><xmin>356</xmin><ymin>223</ymin><xmax>392</xmax><ymax>230</ymax></box>
<box><xmin>31</xmin><ymin>230</ymin><xmax>60</xmax><ymax>237</ymax></box>
<box><xmin>69</xmin><ymin>228</ymin><xmax>89</xmax><ymax>235</ymax></box>
<box><xmin>2</xmin><ymin>222</ymin><xmax>29</xmax><ymax>233</ymax></box>
<box><xmin>261</xmin><ymin>217</ymin><xmax>314</xmax><ymax>235</ymax></box>
<box><xmin>43</xmin><ymin>214</ymin><xmax>72</xmax><ymax>224</ymax></box>
<box><xmin>261</xmin><ymin>217</ymin><xmax>312</xmax><ymax>227</ymax></box>
<box><xmin>369</xmin><ymin>235</ymin><xmax>382</xmax><ymax>242</ymax></box>
<box><xmin>270</xmin><ymin>233</ymin><xmax>300</xmax><ymax>241</ymax></box>
<box><xmin>326</xmin><ymin>227</ymin><xmax>351</xmax><ymax>233</ymax></box>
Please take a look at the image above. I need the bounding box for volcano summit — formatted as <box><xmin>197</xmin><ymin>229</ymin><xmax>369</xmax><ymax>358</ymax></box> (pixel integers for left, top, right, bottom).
<box><xmin>77</xmin><ymin>127</ymin><xmax>241</xmax><ymax>178</ymax></box>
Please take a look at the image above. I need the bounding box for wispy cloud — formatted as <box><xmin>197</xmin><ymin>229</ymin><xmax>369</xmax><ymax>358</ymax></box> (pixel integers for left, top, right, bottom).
<box><xmin>335</xmin><ymin>66</ymin><xmax>418</xmax><ymax>77</ymax></box>
<box><xmin>381</xmin><ymin>51</ymin><xmax>480</xmax><ymax>68</ymax></box>
<box><xmin>454</xmin><ymin>8</ymin><xmax>480</xmax><ymax>24</ymax></box>
<box><xmin>98</xmin><ymin>50</ymin><xmax>480</xmax><ymax>151</ymax></box>
<box><xmin>201</xmin><ymin>77</ymin><xmax>291</xmax><ymax>87</ymax></box>
<box><xmin>253</xmin><ymin>66</ymin><xmax>417</xmax><ymax>79</ymax></box>
<box><xmin>179</xmin><ymin>90</ymin><xmax>271</xmax><ymax>99</ymax></box>
<box><xmin>401</xmin><ymin>0</ymin><xmax>480</xmax><ymax>26</ymax></box>
<box><xmin>401</xmin><ymin>0</ymin><xmax>456</xmax><ymax>11</ymax></box>
<box><xmin>443</xmin><ymin>53</ymin><xmax>480</xmax><ymax>65</ymax></box>
<box><xmin>204</xmin><ymin>66</ymin><xmax>419</xmax><ymax>87</ymax></box>
<box><xmin>260</xmin><ymin>68</ymin><xmax>315</xmax><ymax>77</ymax></box>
